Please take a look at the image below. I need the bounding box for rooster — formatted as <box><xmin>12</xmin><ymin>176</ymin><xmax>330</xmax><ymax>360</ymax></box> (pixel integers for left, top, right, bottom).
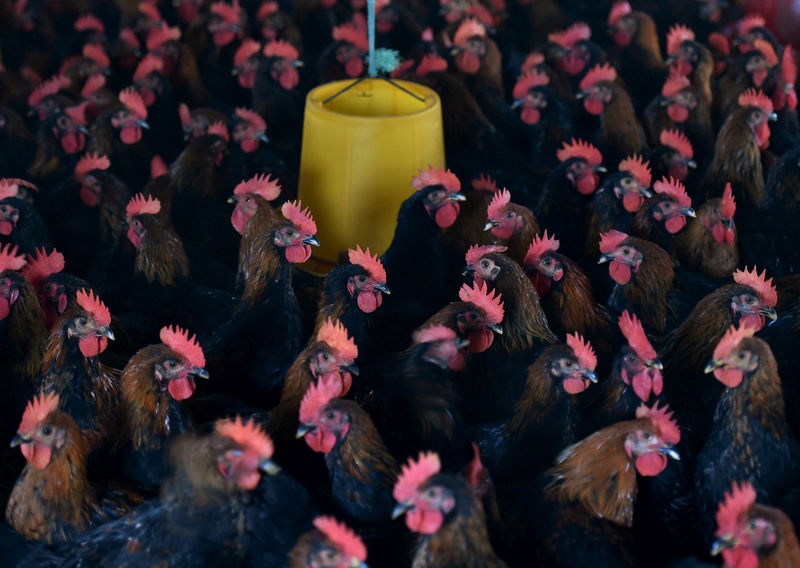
<box><xmin>631</xmin><ymin>176</ymin><xmax>696</xmax><ymax>253</ymax></box>
<box><xmin>696</xmin><ymin>324</ymin><xmax>800</xmax><ymax>546</ymax></box>
<box><xmin>482</xmin><ymin>189</ymin><xmax>539</xmax><ymax>266</ymax></box>
<box><xmin>6</xmin><ymin>393</ymin><xmax>140</xmax><ymax>544</ymax></box>
<box><xmin>647</xmin><ymin>129</ymin><xmax>700</xmax><ymax>191</ymax></box>
<box><xmin>289</xmin><ymin>516</ymin><xmax>368</xmax><ymax>568</ymax></box>
<box><xmin>117</xmin><ymin>325</ymin><xmax>209</xmax><ymax>488</ymax></box>
<box><xmin>391</xmin><ymin>451</ymin><xmax>507</xmax><ymax>568</ymax></box>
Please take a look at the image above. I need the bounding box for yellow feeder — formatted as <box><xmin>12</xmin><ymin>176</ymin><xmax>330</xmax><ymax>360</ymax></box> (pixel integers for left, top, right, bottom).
<box><xmin>297</xmin><ymin>78</ymin><xmax>445</xmax><ymax>270</ymax></box>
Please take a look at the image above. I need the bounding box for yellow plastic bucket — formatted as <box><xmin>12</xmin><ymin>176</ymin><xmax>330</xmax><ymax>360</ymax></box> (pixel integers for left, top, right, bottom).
<box><xmin>298</xmin><ymin>78</ymin><xmax>445</xmax><ymax>269</ymax></box>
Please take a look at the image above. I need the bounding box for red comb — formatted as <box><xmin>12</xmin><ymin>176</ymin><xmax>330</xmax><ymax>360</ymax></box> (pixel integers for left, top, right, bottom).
<box><xmin>22</xmin><ymin>247</ymin><xmax>64</xmax><ymax>288</ymax></box>
<box><xmin>81</xmin><ymin>73</ymin><xmax>106</xmax><ymax>97</ymax></box>
<box><xmin>332</xmin><ymin>23</ymin><xmax>369</xmax><ymax>51</ymax></box>
<box><xmin>521</xmin><ymin>52</ymin><xmax>545</xmax><ymax>72</ymax></box>
<box><xmin>453</xmin><ymin>18</ymin><xmax>486</xmax><ymax>46</ymax></box>
<box><xmin>28</xmin><ymin>74</ymin><xmax>71</xmax><ymax>107</ymax></box>
<box><xmin>782</xmin><ymin>45</ymin><xmax>796</xmax><ymax>85</ymax></box>
<box><xmin>659</xmin><ymin>129</ymin><xmax>693</xmax><ymax>159</ymax></box>
<box><xmin>76</xmin><ymin>288</ymin><xmax>111</xmax><ymax>326</ymax></box>
<box><xmin>234</xmin><ymin>39</ymin><xmax>262</xmax><ymax>67</ymax></box>
<box><xmin>661</xmin><ymin>74</ymin><xmax>691</xmax><ymax>98</ymax></box>
<box><xmin>317</xmin><ymin>318</ymin><xmax>358</xmax><ymax>362</ymax></box>
<box><xmin>133</xmin><ymin>54</ymin><xmax>164</xmax><ymax>81</ymax></box>
<box><xmin>636</xmin><ymin>401</ymin><xmax>681</xmax><ymax>444</ymax></box>
<box><xmin>119</xmin><ymin>88</ymin><xmax>147</xmax><ymax>119</ymax></box>
<box><xmin>416</xmin><ymin>54</ymin><xmax>448</xmax><ymax>76</ymax></box>
<box><xmin>150</xmin><ymin>155</ymin><xmax>168</xmax><ymax>178</ymax></box>
<box><xmin>66</xmin><ymin>102</ymin><xmax>89</xmax><ymax>127</ymax></box>
<box><xmin>146</xmin><ymin>25</ymin><xmax>181</xmax><ymax>51</ymax></box>
<box><xmin>281</xmin><ymin>200</ymin><xmax>317</xmax><ymax>235</ymax></box>
<box><xmin>412</xmin><ymin>325</ymin><xmax>457</xmax><ymax>344</ymax></box>
<box><xmin>472</xmin><ymin>173</ymin><xmax>499</xmax><ymax>192</ymax></box>
<box><xmin>608</xmin><ymin>1</ymin><xmax>631</xmax><ymax>26</ymax></box>
<box><xmin>17</xmin><ymin>392</ymin><xmax>59</xmax><ymax>435</ymax></box>
<box><xmin>466</xmin><ymin>4</ymin><xmax>494</xmax><ymax>28</ymax></box>
<box><xmin>715</xmin><ymin>481</ymin><xmax>757</xmax><ymax>537</ymax></box>
<box><xmin>74</xmin><ymin>14</ymin><xmax>104</xmax><ymax>33</ymax></box>
<box><xmin>713</xmin><ymin>323</ymin><xmax>756</xmax><ymax>361</ymax></box>
<box><xmin>257</xmin><ymin>1</ymin><xmax>279</xmax><ymax>19</ymax></box>
<box><xmin>557</xmin><ymin>138</ymin><xmax>602</xmax><ymax>165</ymax></box>
<box><xmin>0</xmin><ymin>179</ymin><xmax>18</xmax><ymax>200</ymax></box>
<box><xmin>618</xmin><ymin>310</ymin><xmax>657</xmax><ymax>360</ymax></box>
<box><xmin>739</xmin><ymin>14</ymin><xmax>766</xmax><ymax>35</ymax></box>
<box><xmin>548</xmin><ymin>22</ymin><xmax>591</xmax><ymax>49</ymax></box>
<box><xmin>120</xmin><ymin>28</ymin><xmax>140</xmax><ymax>50</ymax></box>
<box><xmin>458</xmin><ymin>280</ymin><xmax>504</xmax><ymax>323</ymax></box>
<box><xmin>390</xmin><ymin>59</ymin><xmax>415</xmax><ymax>79</ymax></box>
<box><xmin>667</xmin><ymin>24</ymin><xmax>695</xmax><ymax>55</ymax></box>
<box><xmin>753</xmin><ymin>39</ymin><xmax>778</xmax><ymax>67</ymax></box>
<box><xmin>215</xmin><ymin>416</ymin><xmax>274</xmax><ymax>458</ymax></box>
<box><xmin>138</xmin><ymin>2</ymin><xmax>162</xmax><ymax>21</ymax></box>
<box><xmin>82</xmin><ymin>44</ymin><xmax>109</xmax><ymax>69</ymax></box>
<box><xmin>733</xmin><ymin>266</ymin><xmax>777</xmax><ymax>306</ymax></box>
<box><xmin>178</xmin><ymin>103</ymin><xmax>192</xmax><ymax>130</ymax></box>
<box><xmin>421</xmin><ymin>28</ymin><xmax>434</xmax><ymax>42</ymax></box>
<box><xmin>126</xmin><ymin>193</ymin><xmax>161</xmax><ymax>218</ymax></box>
<box><xmin>210</xmin><ymin>1</ymin><xmax>241</xmax><ymax>24</ymax></box>
<box><xmin>348</xmin><ymin>245</ymin><xmax>386</xmax><ymax>283</ymax></box>
<box><xmin>566</xmin><ymin>332</ymin><xmax>597</xmax><ymax>370</ymax></box>
<box><xmin>1</xmin><ymin>178</ymin><xmax>36</xmax><ymax>193</ymax></box>
<box><xmin>599</xmin><ymin>230</ymin><xmax>628</xmax><ymax>253</ymax></box>
<box><xmin>465</xmin><ymin>244</ymin><xmax>507</xmax><ymax>267</ymax></box>
<box><xmin>0</xmin><ymin>244</ymin><xmax>26</xmax><ymax>272</ymax></box>
<box><xmin>263</xmin><ymin>40</ymin><xmax>299</xmax><ymax>61</ymax></box>
<box><xmin>393</xmin><ymin>451</ymin><xmax>441</xmax><ymax>502</ymax></box>
<box><xmin>721</xmin><ymin>183</ymin><xmax>736</xmax><ymax>220</ymax></box>
<box><xmin>653</xmin><ymin>176</ymin><xmax>691</xmax><ymax>207</ymax></box>
<box><xmin>618</xmin><ymin>155</ymin><xmax>652</xmax><ymax>187</ymax></box>
<box><xmin>512</xmin><ymin>70</ymin><xmax>549</xmax><ymax>99</ymax></box>
<box><xmin>738</xmin><ymin>88</ymin><xmax>774</xmax><ymax>113</ymax></box>
<box><xmin>234</xmin><ymin>173</ymin><xmax>281</xmax><ymax>201</ymax></box>
<box><xmin>75</xmin><ymin>153</ymin><xmax>110</xmax><ymax>179</ymax></box>
<box><xmin>486</xmin><ymin>189</ymin><xmax>512</xmax><ymax>220</ymax></box>
<box><xmin>411</xmin><ymin>165</ymin><xmax>461</xmax><ymax>193</ymax></box>
<box><xmin>525</xmin><ymin>229</ymin><xmax>560</xmax><ymax>266</ymax></box>
<box><xmin>299</xmin><ymin>380</ymin><xmax>336</xmax><ymax>424</ymax></box>
<box><xmin>160</xmin><ymin>325</ymin><xmax>205</xmax><ymax>368</ymax></box>
<box><xmin>207</xmin><ymin>121</ymin><xmax>230</xmax><ymax>141</ymax></box>
<box><xmin>580</xmin><ymin>63</ymin><xmax>617</xmax><ymax>90</ymax></box>
<box><xmin>313</xmin><ymin>517</ymin><xmax>368</xmax><ymax>562</ymax></box>
<box><xmin>708</xmin><ymin>32</ymin><xmax>729</xmax><ymax>55</ymax></box>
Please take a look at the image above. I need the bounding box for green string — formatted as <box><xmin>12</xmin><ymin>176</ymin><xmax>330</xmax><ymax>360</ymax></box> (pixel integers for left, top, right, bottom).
<box><xmin>367</xmin><ymin>0</ymin><xmax>376</xmax><ymax>77</ymax></box>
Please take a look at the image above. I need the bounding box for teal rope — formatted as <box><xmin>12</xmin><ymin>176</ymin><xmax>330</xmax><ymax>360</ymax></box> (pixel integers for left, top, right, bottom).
<box><xmin>367</xmin><ymin>0</ymin><xmax>376</xmax><ymax>77</ymax></box>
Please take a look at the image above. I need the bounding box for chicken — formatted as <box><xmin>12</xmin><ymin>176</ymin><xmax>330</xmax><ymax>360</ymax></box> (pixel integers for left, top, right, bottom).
<box><xmin>711</xmin><ymin>482</ymin><xmax>800</xmax><ymax>567</ymax></box>
<box><xmin>648</xmin><ymin>129</ymin><xmax>699</xmax><ymax>188</ymax></box>
<box><xmin>289</xmin><ymin>516</ymin><xmax>368</xmax><ymax>568</ymax></box>
<box><xmin>631</xmin><ymin>176</ymin><xmax>696</xmax><ymax>253</ymax></box>
<box><xmin>675</xmin><ymin>182</ymin><xmax>738</xmax><ymax>280</ymax></box>
<box><xmin>714</xmin><ymin>39</ymin><xmax>780</xmax><ymax>120</ymax></box>
<box><xmin>145</xmin><ymin>25</ymin><xmax>211</xmax><ymax>106</ymax></box>
<box><xmin>696</xmin><ymin>324</ymin><xmax>800</xmax><ymax>545</ymax></box>
<box><xmin>524</xmin><ymin>230</ymin><xmax>615</xmax><ymax>353</ymax></box>
<box><xmin>117</xmin><ymin>325</ymin><xmax>209</xmax><ymax>488</ymax></box>
<box><xmin>664</xmin><ymin>24</ymin><xmax>713</xmax><ymax>105</ymax></box>
<box><xmin>130</xmin><ymin>55</ymin><xmax>184</xmax><ymax>164</ymax></box>
<box><xmin>577</xmin><ymin>63</ymin><xmax>648</xmax><ymax>166</ymax></box>
<box><xmin>541</xmin><ymin>22</ymin><xmax>605</xmax><ymax>92</ymax></box>
<box><xmin>317</xmin><ymin>22</ymin><xmax>368</xmax><ymax>83</ymax></box>
<box><xmin>391</xmin><ymin>452</ymin><xmax>507</xmax><ymax>568</ymax></box>
<box><xmin>597</xmin><ymin>230</ymin><xmax>676</xmax><ymax>335</ymax></box>
<box><xmin>482</xmin><ymin>189</ymin><xmax>539</xmax><ymax>266</ymax></box>
<box><xmin>0</xmin><ymin>179</ymin><xmax>50</xmax><ymax>256</ymax></box>
<box><xmin>6</xmin><ymin>393</ymin><xmax>140</xmax><ymax>544</ymax></box>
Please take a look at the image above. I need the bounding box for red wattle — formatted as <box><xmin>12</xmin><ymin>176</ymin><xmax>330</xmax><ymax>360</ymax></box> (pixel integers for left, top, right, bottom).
<box><xmin>168</xmin><ymin>376</ymin><xmax>196</xmax><ymax>400</ymax></box>
<box><xmin>713</xmin><ymin>368</ymin><xmax>744</xmax><ymax>388</ymax></box>
<box><xmin>78</xmin><ymin>336</ymin><xmax>108</xmax><ymax>357</ymax></box>
<box><xmin>576</xmin><ymin>173</ymin><xmax>599</xmax><ymax>195</ymax></box>
<box><xmin>0</xmin><ymin>220</ymin><xmax>13</xmax><ymax>235</ymax></box>
<box><xmin>457</xmin><ymin>52</ymin><xmax>481</xmax><ymax>74</ymax></box>
<box><xmin>357</xmin><ymin>290</ymin><xmax>381</xmax><ymax>313</ymax></box>
<box><xmin>563</xmin><ymin>377</ymin><xmax>589</xmax><ymax>394</ymax></box>
<box><xmin>405</xmin><ymin>508</ymin><xmax>444</xmax><ymax>535</ymax></box>
<box><xmin>665</xmin><ymin>215</ymin><xmax>687</xmax><ymax>234</ymax></box>
<box><xmin>280</xmin><ymin>69</ymin><xmax>299</xmax><ymax>90</ymax></box>
<box><xmin>434</xmin><ymin>202</ymin><xmax>460</xmax><ymax>227</ymax></box>
<box><xmin>61</xmin><ymin>132</ymin><xmax>85</xmax><ymax>154</ymax></box>
<box><xmin>345</xmin><ymin>57</ymin><xmax>364</xmax><ymax>78</ymax></box>
<box><xmin>623</xmin><ymin>192</ymin><xmax>644</xmax><ymax>212</ymax></box>
<box><xmin>520</xmin><ymin>107</ymin><xmax>540</xmax><ymax>124</ymax></box>
<box><xmin>635</xmin><ymin>452</ymin><xmax>667</xmax><ymax>476</ymax></box>
<box><xmin>609</xmin><ymin>260</ymin><xmax>632</xmax><ymax>285</ymax></box>
<box><xmin>583</xmin><ymin>98</ymin><xmax>604</xmax><ymax>115</ymax></box>
<box><xmin>667</xmin><ymin>104</ymin><xmax>689</xmax><ymax>122</ymax></box>
<box><xmin>120</xmin><ymin>126</ymin><xmax>142</xmax><ymax>144</ymax></box>
<box><xmin>285</xmin><ymin>244</ymin><xmax>312</xmax><ymax>263</ymax></box>
<box><xmin>468</xmin><ymin>329</ymin><xmax>494</xmax><ymax>353</ymax></box>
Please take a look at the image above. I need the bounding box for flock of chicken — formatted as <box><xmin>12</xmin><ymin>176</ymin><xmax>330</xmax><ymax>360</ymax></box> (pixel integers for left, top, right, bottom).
<box><xmin>1</xmin><ymin>0</ymin><xmax>800</xmax><ymax>566</ymax></box>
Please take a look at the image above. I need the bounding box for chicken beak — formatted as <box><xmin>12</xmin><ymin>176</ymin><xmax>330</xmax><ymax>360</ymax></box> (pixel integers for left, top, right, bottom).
<box><xmin>660</xmin><ymin>98</ymin><xmax>672</xmax><ymax>107</ymax></box>
<box><xmin>582</xmin><ymin>370</ymin><xmax>598</xmax><ymax>383</ymax></box>
<box><xmin>639</xmin><ymin>187</ymin><xmax>653</xmax><ymax>198</ymax></box>
<box><xmin>659</xmin><ymin>443</ymin><xmax>680</xmax><ymax>460</ymax></box>
<box><xmin>487</xmin><ymin>323</ymin><xmax>503</xmax><ymax>335</ymax></box>
<box><xmin>484</xmin><ymin>219</ymin><xmax>501</xmax><ymax>231</ymax></box>
<box><xmin>373</xmin><ymin>282</ymin><xmax>391</xmax><ymax>294</ymax></box>
<box><xmin>598</xmin><ymin>253</ymin><xmax>613</xmax><ymax>264</ymax></box>
<box><xmin>76</xmin><ymin>125</ymin><xmax>89</xmax><ymax>134</ymax></box>
<box><xmin>292</xmin><ymin>60</ymin><xmax>304</xmax><ymax>68</ymax></box>
<box><xmin>227</xmin><ymin>196</ymin><xmax>237</xmax><ymax>204</ymax></box>
<box><xmin>391</xmin><ymin>501</ymin><xmax>413</xmax><ymax>519</ymax></box>
<box><xmin>683</xmin><ymin>159</ymin><xmax>697</xmax><ymax>169</ymax></box>
<box><xmin>665</xmin><ymin>55</ymin><xmax>676</xmax><ymax>65</ymax></box>
<box><xmin>711</xmin><ymin>535</ymin><xmax>736</xmax><ymax>556</ymax></box>
<box><xmin>462</xmin><ymin>265</ymin><xmax>475</xmax><ymax>277</ymax></box>
<box><xmin>259</xmin><ymin>458</ymin><xmax>281</xmax><ymax>475</ymax></box>
<box><xmin>680</xmin><ymin>206</ymin><xmax>696</xmax><ymax>218</ymax></box>
<box><xmin>450</xmin><ymin>47</ymin><xmax>463</xmax><ymax>56</ymax></box>
<box><xmin>340</xmin><ymin>363</ymin><xmax>359</xmax><ymax>376</ymax></box>
<box><xmin>511</xmin><ymin>99</ymin><xmax>523</xmax><ymax>109</ymax></box>
<box><xmin>97</xmin><ymin>326</ymin><xmax>115</xmax><ymax>340</ymax></box>
<box><xmin>759</xmin><ymin>306</ymin><xmax>778</xmax><ymax>322</ymax></box>
<box><xmin>645</xmin><ymin>359</ymin><xmax>663</xmax><ymax>371</ymax></box>
<box><xmin>302</xmin><ymin>235</ymin><xmax>320</xmax><ymax>246</ymax></box>
<box><xmin>576</xmin><ymin>90</ymin><xmax>587</xmax><ymax>100</ymax></box>
<box><xmin>594</xmin><ymin>165</ymin><xmax>607</xmax><ymax>173</ymax></box>
<box><xmin>231</xmin><ymin>67</ymin><xmax>240</xmax><ymax>75</ymax></box>
<box><xmin>256</xmin><ymin>132</ymin><xmax>269</xmax><ymax>143</ymax></box>
<box><xmin>704</xmin><ymin>359</ymin><xmax>724</xmax><ymax>373</ymax></box>
<box><xmin>455</xmin><ymin>337</ymin><xmax>471</xmax><ymax>349</ymax></box>
<box><xmin>448</xmin><ymin>192</ymin><xmax>466</xmax><ymax>202</ymax></box>
<box><xmin>190</xmin><ymin>366</ymin><xmax>210</xmax><ymax>379</ymax></box>
<box><xmin>768</xmin><ymin>112</ymin><xmax>778</xmax><ymax>122</ymax></box>
<box><xmin>10</xmin><ymin>433</ymin><xmax>30</xmax><ymax>448</ymax></box>
<box><xmin>137</xmin><ymin>119</ymin><xmax>150</xmax><ymax>129</ymax></box>
<box><xmin>296</xmin><ymin>424</ymin><xmax>316</xmax><ymax>438</ymax></box>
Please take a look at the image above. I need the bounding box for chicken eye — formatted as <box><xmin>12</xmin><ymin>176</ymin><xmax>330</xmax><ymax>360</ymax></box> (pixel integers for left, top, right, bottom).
<box><xmin>738</xmin><ymin>351</ymin><xmax>746</xmax><ymax>359</ymax></box>
<box><xmin>79</xmin><ymin>318</ymin><xmax>88</xmax><ymax>326</ymax></box>
<box><xmin>322</xmin><ymin>353</ymin><xmax>329</xmax><ymax>360</ymax></box>
<box><xmin>643</xmin><ymin>432</ymin><xmax>651</xmax><ymax>440</ymax></box>
<box><xmin>469</xmin><ymin>312</ymin><xmax>478</xmax><ymax>321</ymax></box>
<box><xmin>749</xmin><ymin>521</ymin><xmax>759</xmax><ymax>530</ymax></box>
<box><xmin>745</xmin><ymin>295</ymin><xmax>754</xmax><ymax>304</ymax></box>
<box><xmin>626</xmin><ymin>354</ymin><xmax>635</xmax><ymax>362</ymax></box>
<box><xmin>622</xmin><ymin>248</ymin><xmax>630</xmax><ymax>255</ymax></box>
<box><xmin>168</xmin><ymin>360</ymin><xmax>177</xmax><ymax>367</ymax></box>
<box><xmin>481</xmin><ymin>260</ymin><xmax>490</xmax><ymax>269</ymax></box>
<box><xmin>564</xmin><ymin>360</ymin><xmax>573</xmax><ymax>367</ymax></box>
<box><xmin>506</xmin><ymin>212</ymin><xmax>514</xmax><ymax>218</ymax></box>
<box><xmin>1</xmin><ymin>206</ymin><xmax>6</xmax><ymax>212</ymax></box>
<box><xmin>42</xmin><ymin>426</ymin><xmax>52</xmax><ymax>435</ymax></box>
<box><xmin>57</xmin><ymin>116</ymin><xmax>69</xmax><ymax>128</ymax></box>
<box><xmin>326</xmin><ymin>411</ymin><xmax>335</xmax><ymax>420</ymax></box>
<box><xmin>543</xmin><ymin>258</ymin><xmax>551</xmax><ymax>265</ymax></box>
<box><xmin>358</xmin><ymin>275</ymin><xmax>366</xmax><ymax>283</ymax></box>
<box><xmin>245</xmin><ymin>197</ymin><xmax>252</xmax><ymax>203</ymax></box>
<box><xmin>0</xmin><ymin>278</ymin><xmax>6</xmax><ymax>286</ymax></box>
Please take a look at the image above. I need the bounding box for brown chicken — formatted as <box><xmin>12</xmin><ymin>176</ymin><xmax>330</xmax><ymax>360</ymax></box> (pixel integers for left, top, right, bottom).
<box><xmin>289</xmin><ymin>516</ymin><xmax>368</xmax><ymax>568</ymax></box>
<box><xmin>675</xmin><ymin>182</ymin><xmax>738</xmax><ymax>280</ymax></box>
<box><xmin>6</xmin><ymin>393</ymin><xmax>139</xmax><ymax>543</ymax></box>
<box><xmin>642</xmin><ymin>74</ymin><xmax>714</xmax><ymax>153</ymax></box>
<box><xmin>482</xmin><ymin>189</ymin><xmax>539</xmax><ymax>266</ymax></box>
<box><xmin>391</xmin><ymin>452</ymin><xmax>507</xmax><ymax>568</ymax></box>
<box><xmin>631</xmin><ymin>176</ymin><xmax>696</xmax><ymax>253</ymax></box>
<box><xmin>664</xmin><ymin>24</ymin><xmax>713</xmax><ymax>105</ymax></box>
<box><xmin>712</xmin><ymin>482</ymin><xmax>800</xmax><ymax>567</ymax></box>
<box><xmin>715</xmin><ymin>38</ymin><xmax>780</xmax><ymax>119</ymax></box>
